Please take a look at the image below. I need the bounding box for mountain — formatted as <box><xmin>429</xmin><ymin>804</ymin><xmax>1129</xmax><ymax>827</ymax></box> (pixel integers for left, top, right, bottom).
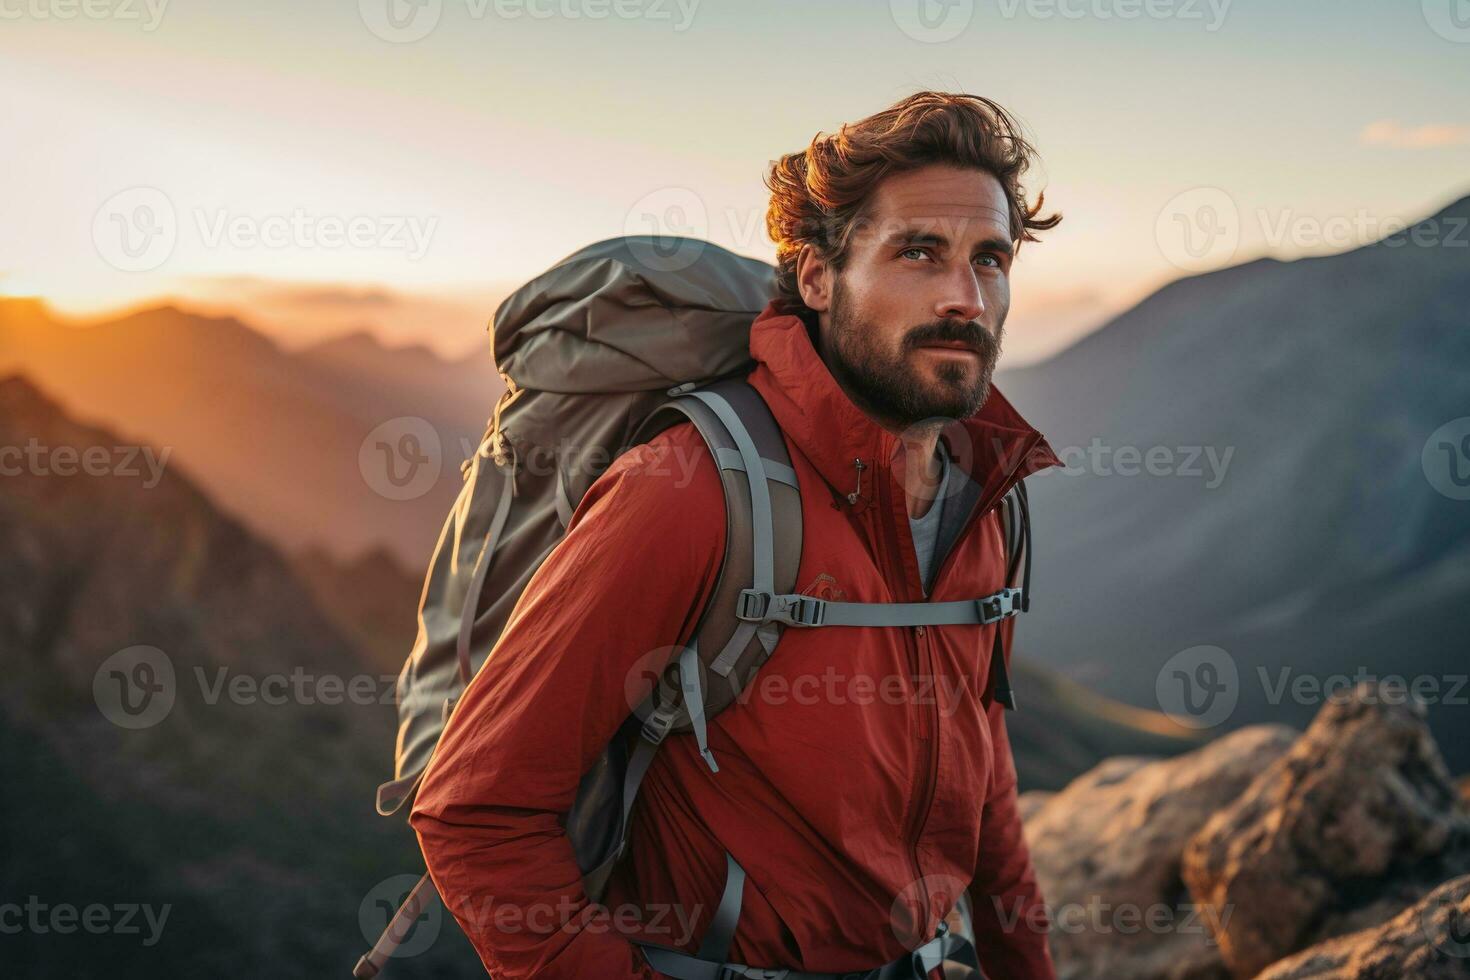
<box><xmin>292</xmin><ymin>544</ymin><xmax>422</xmax><ymax>673</ymax></box>
<box><xmin>0</xmin><ymin>374</ymin><xmax>475</xmax><ymax>977</ymax></box>
<box><xmin>0</xmin><ymin>300</ymin><xmax>499</xmax><ymax>568</ymax></box>
<box><xmin>996</xmin><ymin>193</ymin><xmax>1470</xmax><ymax>770</ymax></box>
<box><xmin>296</xmin><ymin>328</ymin><xmax>489</xmax><ymax>432</ymax></box>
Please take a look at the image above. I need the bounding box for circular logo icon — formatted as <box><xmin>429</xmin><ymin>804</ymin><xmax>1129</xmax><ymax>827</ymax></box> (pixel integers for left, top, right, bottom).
<box><xmin>890</xmin><ymin>419</ymin><xmax>976</xmax><ymax>507</ymax></box>
<box><xmin>359</xmin><ymin>0</ymin><xmax>443</xmax><ymax>42</ymax></box>
<box><xmin>359</xmin><ymin>417</ymin><xmax>443</xmax><ymax>501</ymax></box>
<box><xmin>889</xmin><ymin>873</ymin><xmax>971</xmax><ymax>950</ymax></box>
<box><xmin>622</xmin><ymin>645</ymin><xmax>686</xmax><ymax>716</ymax></box>
<box><xmin>1423</xmin><ymin>0</ymin><xmax>1470</xmax><ymax>43</ymax></box>
<box><xmin>1420</xmin><ymin>882</ymin><xmax>1470</xmax><ymax>958</ymax></box>
<box><xmin>622</xmin><ymin>188</ymin><xmax>709</xmax><ymax>273</ymax></box>
<box><xmin>1155</xmin><ymin>187</ymin><xmax>1240</xmax><ymax>273</ymax></box>
<box><xmin>1155</xmin><ymin>645</ymin><xmax>1238</xmax><ymax>730</ymax></box>
<box><xmin>1422</xmin><ymin>417</ymin><xmax>1470</xmax><ymax>501</ymax></box>
<box><xmin>93</xmin><ymin>645</ymin><xmax>176</xmax><ymax>730</ymax></box>
<box><xmin>889</xmin><ymin>0</ymin><xmax>975</xmax><ymax>43</ymax></box>
<box><xmin>93</xmin><ymin>187</ymin><xmax>177</xmax><ymax>273</ymax></box>
<box><xmin>359</xmin><ymin>874</ymin><xmax>443</xmax><ymax>960</ymax></box>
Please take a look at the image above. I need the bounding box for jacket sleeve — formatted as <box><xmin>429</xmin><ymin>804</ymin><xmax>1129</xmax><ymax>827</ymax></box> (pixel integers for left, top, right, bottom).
<box><xmin>410</xmin><ymin>429</ymin><xmax>725</xmax><ymax>979</ymax></box>
<box><xmin>967</xmin><ymin>619</ymin><xmax>1058</xmax><ymax>979</ymax></box>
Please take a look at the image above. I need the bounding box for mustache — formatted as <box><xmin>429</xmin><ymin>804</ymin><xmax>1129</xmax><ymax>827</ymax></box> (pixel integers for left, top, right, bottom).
<box><xmin>905</xmin><ymin>320</ymin><xmax>998</xmax><ymax>354</ymax></box>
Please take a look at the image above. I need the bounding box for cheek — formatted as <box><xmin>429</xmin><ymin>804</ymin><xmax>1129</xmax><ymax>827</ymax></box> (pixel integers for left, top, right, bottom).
<box><xmin>983</xmin><ymin>276</ymin><xmax>1011</xmax><ymax>320</ymax></box>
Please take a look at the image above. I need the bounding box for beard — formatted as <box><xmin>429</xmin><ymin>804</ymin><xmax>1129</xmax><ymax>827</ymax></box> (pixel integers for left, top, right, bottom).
<box><xmin>824</xmin><ymin>278</ymin><xmax>1003</xmax><ymax>430</ymax></box>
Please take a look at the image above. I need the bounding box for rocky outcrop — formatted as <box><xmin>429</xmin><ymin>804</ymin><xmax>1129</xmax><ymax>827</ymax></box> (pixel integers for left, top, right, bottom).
<box><xmin>1253</xmin><ymin>875</ymin><xmax>1470</xmax><ymax>979</ymax></box>
<box><xmin>1181</xmin><ymin>683</ymin><xmax>1470</xmax><ymax>978</ymax></box>
<box><xmin>1020</xmin><ymin>725</ymin><xmax>1298</xmax><ymax>979</ymax></box>
<box><xmin>1022</xmin><ymin>682</ymin><xmax>1470</xmax><ymax>979</ymax></box>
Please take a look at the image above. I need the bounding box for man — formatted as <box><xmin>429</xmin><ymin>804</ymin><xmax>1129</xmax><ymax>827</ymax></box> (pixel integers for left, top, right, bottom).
<box><xmin>412</xmin><ymin>91</ymin><xmax>1063</xmax><ymax>979</ymax></box>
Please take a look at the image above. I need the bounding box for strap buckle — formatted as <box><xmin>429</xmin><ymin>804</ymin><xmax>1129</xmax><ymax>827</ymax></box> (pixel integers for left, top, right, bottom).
<box><xmin>639</xmin><ymin>704</ymin><xmax>677</xmax><ymax>745</ymax></box>
<box><xmin>736</xmin><ymin>590</ymin><xmax>826</xmax><ymax>627</ymax></box>
<box><xmin>734</xmin><ymin>588</ymin><xmax>770</xmax><ymax>622</ymax></box>
<box><xmin>978</xmin><ymin>587</ymin><xmax>1024</xmax><ymax>624</ymax></box>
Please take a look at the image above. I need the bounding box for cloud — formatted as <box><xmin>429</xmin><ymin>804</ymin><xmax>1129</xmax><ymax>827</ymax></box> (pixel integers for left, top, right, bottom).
<box><xmin>1359</xmin><ymin>120</ymin><xmax>1470</xmax><ymax>149</ymax></box>
<box><xmin>186</xmin><ymin>276</ymin><xmax>399</xmax><ymax>309</ymax></box>
<box><xmin>161</xmin><ymin>275</ymin><xmax>511</xmax><ymax>358</ymax></box>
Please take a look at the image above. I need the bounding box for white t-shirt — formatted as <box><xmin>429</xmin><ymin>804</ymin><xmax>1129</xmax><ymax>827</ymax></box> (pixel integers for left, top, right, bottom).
<box><xmin>908</xmin><ymin>448</ymin><xmax>950</xmax><ymax>597</ymax></box>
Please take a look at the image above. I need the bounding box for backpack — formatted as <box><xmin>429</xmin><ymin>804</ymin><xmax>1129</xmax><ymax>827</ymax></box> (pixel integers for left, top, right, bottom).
<box><xmin>354</xmin><ymin>236</ymin><xmax>1032</xmax><ymax>978</ymax></box>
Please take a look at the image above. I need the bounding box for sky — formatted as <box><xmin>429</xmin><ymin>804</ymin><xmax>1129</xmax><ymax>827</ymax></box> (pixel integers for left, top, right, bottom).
<box><xmin>2</xmin><ymin>0</ymin><xmax>1468</xmax><ymax>364</ymax></box>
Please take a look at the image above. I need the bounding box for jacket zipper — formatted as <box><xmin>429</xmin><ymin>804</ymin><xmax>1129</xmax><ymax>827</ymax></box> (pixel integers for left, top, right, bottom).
<box><xmin>867</xmin><ymin>433</ymin><xmax>1041</xmax><ymax>944</ymax></box>
<box><xmin>907</xmin><ymin>621</ymin><xmax>939</xmax><ymax>938</ymax></box>
<box><xmin>867</xmin><ymin>456</ymin><xmax>940</xmax><ymax>943</ymax></box>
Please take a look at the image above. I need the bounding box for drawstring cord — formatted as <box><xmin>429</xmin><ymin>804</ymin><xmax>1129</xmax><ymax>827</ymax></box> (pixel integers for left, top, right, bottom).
<box><xmin>846</xmin><ymin>457</ymin><xmax>867</xmax><ymax>505</ymax></box>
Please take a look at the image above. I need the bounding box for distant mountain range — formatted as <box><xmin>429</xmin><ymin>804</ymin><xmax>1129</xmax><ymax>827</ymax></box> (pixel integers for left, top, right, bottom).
<box><xmin>0</xmin><ymin>300</ymin><xmax>499</xmax><ymax>569</ymax></box>
<box><xmin>0</xmin><ymin>374</ymin><xmax>476</xmax><ymax>977</ymax></box>
<box><xmin>997</xmin><ymin>193</ymin><xmax>1470</xmax><ymax>770</ymax></box>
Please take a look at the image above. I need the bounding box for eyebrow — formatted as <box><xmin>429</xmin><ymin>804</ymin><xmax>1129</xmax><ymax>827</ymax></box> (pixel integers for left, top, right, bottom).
<box><xmin>885</xmin><ymin>230</ymin><xmax>1015</xmax><ymax>257</ymax></box>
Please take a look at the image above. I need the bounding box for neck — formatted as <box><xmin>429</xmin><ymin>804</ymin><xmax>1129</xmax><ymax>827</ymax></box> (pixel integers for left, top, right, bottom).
<box><xmin>899</xmin><ymin>430</ymin><xmax>944</xmax><ymax>520</ymax></box>
<box><xmin>816</xmin><ymin>332</ymin><xmax>945</xmax><ymax>520</ymax></box>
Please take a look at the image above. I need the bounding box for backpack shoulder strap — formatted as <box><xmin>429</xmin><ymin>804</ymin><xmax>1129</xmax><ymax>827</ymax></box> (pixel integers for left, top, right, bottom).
<box><xmin>987</xmin><ymin>478</ymin><xmax>1030</xmax><ymax>711</ymax></box>
<box><xmin>624</xmin><ymin>376</ymin><xmax>803</xmax><ymax>749</ymax></box>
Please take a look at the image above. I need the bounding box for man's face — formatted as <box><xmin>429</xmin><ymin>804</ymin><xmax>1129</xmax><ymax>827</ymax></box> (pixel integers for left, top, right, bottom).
<box><xmin>814</xmin><ymin>164</ymin><xmax>1014</xmax><ymax>431</ymax></box>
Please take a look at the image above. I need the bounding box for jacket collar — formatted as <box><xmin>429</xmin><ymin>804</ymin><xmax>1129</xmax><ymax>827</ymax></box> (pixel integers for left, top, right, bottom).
<box><xmin>744</xmin><ymin>300</ymin><xmax>1062</xmax><ymax>516</ymax></box>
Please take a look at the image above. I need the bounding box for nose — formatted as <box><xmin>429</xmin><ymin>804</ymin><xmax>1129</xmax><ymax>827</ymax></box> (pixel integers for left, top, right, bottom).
<box><xmin>933</xmin><ymin>264</ymin><xmax>985</xmax><ymax>324</ymax></box>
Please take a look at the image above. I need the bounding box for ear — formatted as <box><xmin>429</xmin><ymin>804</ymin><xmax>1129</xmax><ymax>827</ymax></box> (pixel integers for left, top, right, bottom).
<box><xmin>795</xmin><ymin>243</ymin><xmax>834</xmax><ymax>313</ymax></box>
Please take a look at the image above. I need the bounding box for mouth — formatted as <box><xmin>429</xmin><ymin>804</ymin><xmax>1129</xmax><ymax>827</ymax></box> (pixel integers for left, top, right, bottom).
<box><xmin>916</xmin><ymin>340</ymin><xmax>981</xmax><ymax>357</ymax></box>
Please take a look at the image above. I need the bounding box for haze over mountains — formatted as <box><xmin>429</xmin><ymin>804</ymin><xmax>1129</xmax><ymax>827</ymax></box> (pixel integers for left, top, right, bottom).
<box><xmin>0</xmin><ymin>300</ymin><xmax>499</xmax><ymax>569</ymax></box>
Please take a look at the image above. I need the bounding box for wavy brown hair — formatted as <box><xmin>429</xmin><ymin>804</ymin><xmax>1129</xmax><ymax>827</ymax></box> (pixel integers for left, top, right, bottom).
<box><xmin>764</xmin><ymin>91</ymin><xmax>1060</xmax><ymax>317</ymax></box>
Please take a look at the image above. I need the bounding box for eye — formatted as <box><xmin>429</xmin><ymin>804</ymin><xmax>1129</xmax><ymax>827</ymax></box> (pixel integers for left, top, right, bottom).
<box><xmin>975</xmin><ymin>254</ymin><xmax>1001</xmax><ymax>268</ymax></box>
<box><xmin>899</xmin><ymin>246</ymin><xmax>931</xmax><ymax>262</ymax></box>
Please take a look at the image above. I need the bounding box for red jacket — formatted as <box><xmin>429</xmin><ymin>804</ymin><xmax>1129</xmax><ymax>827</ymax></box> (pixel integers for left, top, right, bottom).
<box><xmin>412</xmin><ymin>301</ymin><xmax>1063</xmax><ymax>979</ymax></box>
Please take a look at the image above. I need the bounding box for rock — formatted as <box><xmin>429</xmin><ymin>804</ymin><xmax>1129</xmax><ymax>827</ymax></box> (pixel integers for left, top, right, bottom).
<box><xmin>1017</xmin><ymin>790</ymin><xmax>1054</xmax><ymax>826</ymax></box>
<box><xmin>1181</xmin><ymin>682</ymin><xmax>1470</xmax><ymax>979</ymax></box>
<box><xmin>1021</xmin><ymin>725</ymin><xmax>1298</xmax><ymax>980</ymax></box>
<box><xmin>1252</xmin><ymin>874</ymin><xmax>1470</xmax><ymax>979</ymax></box>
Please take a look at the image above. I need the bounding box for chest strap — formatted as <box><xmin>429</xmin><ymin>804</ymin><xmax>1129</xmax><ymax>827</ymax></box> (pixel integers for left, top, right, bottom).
<box><xmin>735</xmin><ymin>586</ymin><xmax>1023</xmax><ymax>629</ymax></box>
